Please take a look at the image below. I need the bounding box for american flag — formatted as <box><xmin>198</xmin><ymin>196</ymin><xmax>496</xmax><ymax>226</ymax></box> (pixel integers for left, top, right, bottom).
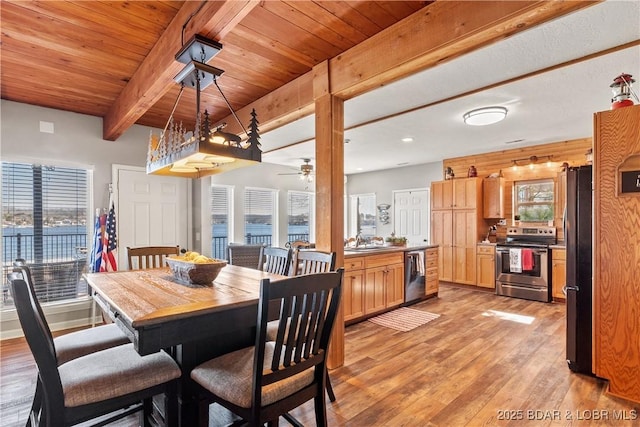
<box><xmin>89</xmin><ymin>213</ymin><xmax>104</xmax><ymax>273</ymax></box>
<box><xmin>100</xmin><ymin>202</ymin><xmax>118</xmax><ymax>272</ymax></box>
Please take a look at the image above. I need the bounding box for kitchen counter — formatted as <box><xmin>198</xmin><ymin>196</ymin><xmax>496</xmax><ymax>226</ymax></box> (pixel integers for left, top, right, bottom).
<box><xmin>342</xmin><ymin>244</ymin><xmax>439</xmax><ymax>324</ymax></box>
<box><xmin>344</xmin><ymin>244</ymin><xmax>438</xmax><ymax>257</ymax></box>
<box><xmin>549</xmin><ymin>244</ymin><xmax>566</xmax><ymax>250</ymax></box>
<box><xmin>477</xmin><ymin>241</ymin><xmax>497</xmax><ymax>246</ymax></box>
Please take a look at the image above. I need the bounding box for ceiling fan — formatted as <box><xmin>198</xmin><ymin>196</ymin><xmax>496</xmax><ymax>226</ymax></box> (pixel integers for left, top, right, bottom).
<box><xmin>278</xmin><ymin>158</ymin><xmax>314</xmax><ymax>183</ymax></box>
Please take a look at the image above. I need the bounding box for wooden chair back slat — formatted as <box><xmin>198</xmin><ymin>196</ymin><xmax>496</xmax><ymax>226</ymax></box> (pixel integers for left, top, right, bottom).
<box><xmin>127</xmin><ymin>246</ymin><xmax>180</xmax><ymax>270</ymax></box>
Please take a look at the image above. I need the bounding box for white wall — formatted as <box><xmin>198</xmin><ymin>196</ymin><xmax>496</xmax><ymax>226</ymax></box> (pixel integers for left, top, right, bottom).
<box><xmin>346</xmin><ymin>162</ymin><xmax>443</xmax><ymax>238</ymax></box>
<box><xmin>1</xmin><ymin>100</ymin><xmax>151</xmax><ymax>208</ymax></box>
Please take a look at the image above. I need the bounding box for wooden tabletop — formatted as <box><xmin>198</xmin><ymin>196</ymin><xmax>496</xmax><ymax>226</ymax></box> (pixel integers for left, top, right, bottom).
<box><xmin>85</xmin><ymin>265</ymin><xmax>285</xmax><ymax>329</ymax></box>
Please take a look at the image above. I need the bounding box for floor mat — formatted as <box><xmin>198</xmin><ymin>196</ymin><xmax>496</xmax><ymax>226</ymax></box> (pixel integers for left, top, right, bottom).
<box><xmin>368</xmin><ymin>307</ymin><xmax>440</xmax><ymax>332</ymax></box>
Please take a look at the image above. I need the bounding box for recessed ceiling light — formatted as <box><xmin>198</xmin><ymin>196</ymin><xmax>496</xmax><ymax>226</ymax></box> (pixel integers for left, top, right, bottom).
<box><xmin>463</xmin><ymin>106</ymin><xmax>508</xmax><ymax>126</ymax></box>
<box><xmin>401</xmin><ymin>137</ymin><xmax>414</xmax><ymax>143</ymax></box>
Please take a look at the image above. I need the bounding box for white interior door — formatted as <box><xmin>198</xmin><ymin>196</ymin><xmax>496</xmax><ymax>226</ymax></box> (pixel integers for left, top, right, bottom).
<box><xmin>394</xmin><ymin>189</ymin><xmax>430</xmax><ymax>247</ymax></box>
<box><xmin>114</xmin><ymin>165</ymin><xmax>190</xmax><ymax>269</ymax></box>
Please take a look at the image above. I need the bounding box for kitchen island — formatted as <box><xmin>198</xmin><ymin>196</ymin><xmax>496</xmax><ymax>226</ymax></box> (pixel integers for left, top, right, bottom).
<box><xmin>343</xmin><ymin>245</ymin><xmax>439</xmax><ymax>324</ymax></box>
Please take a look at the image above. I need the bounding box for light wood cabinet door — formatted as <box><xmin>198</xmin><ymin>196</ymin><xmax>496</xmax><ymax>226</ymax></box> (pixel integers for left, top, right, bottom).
<box><xmin>385</xmin><ymin>263</ymin><xmax>405</xmax><ymax>308</ymax></box>
<box><xmin>431</xmin><ymin>210</ymin><xmax>453</xmax><ymax>281</ymax></box>
<box><xmin>364</xmin><ymin>266</ymin><xmax>387</xmax><ymax>315</ymax></box>
<box><xmin>431</xmin><ymin>180</ymin><xmax>453</xmax><ymax>210</ymax></box>
<box><xmin>552</xmin><ymin>249</ymin><xmax>566</xmax><ymax>301</ymax></box>
<box><xmin>453</xmin><ymin>246</ymin><xmax>475</xmax><ymax>284</ymax></box>
<box><xmin>476</xmin><ymin>245</ymin><xmax>496</xmax><ymax>288</ymax></box>
<box><xmin>425</xmin><ymin>247</ymin><xmax>439</xmax><ymax>295</ymax></box>
<box><xmin>453</xmin><ymin>210</ymin><xmax>477</xmax><ymax>249</ymax></box>
<box><xmin>483</xmin><ymin>177</ymin><xmax>504</xmax><ymax>219</ymax></box>
<box><xmin>453</xmin><ymin>178</ymin><xmax>479</xmax><ymax>209</ymax></box>
<box><xmin>343</xmin><ymin>270</ymin><xmax>365</xmax><ymax>322</ymax></box>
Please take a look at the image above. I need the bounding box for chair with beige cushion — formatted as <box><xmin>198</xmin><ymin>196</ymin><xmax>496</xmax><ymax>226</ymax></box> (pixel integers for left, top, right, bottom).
<box><xmin>127</xmin><ymin>245</ymin><xmax>180</xmax><ymax>270</ymax></box>
<box><xmin>269</xmin><ymin>250</ymin><xmax>338</xmax><ymax>403</ymax></box>
<box><xmin>9</xmin><ymin>273</ymin><xmax>181</xmax><ymax>427</ymax></box>
<box><xmin>12</xmin><ymin>262</ymin><xmax>132</xmax><ymax>427</ymax></box>
<box><xmin>190</xmin><ymin>269</ymin><xmax>343</xmax><ymax>427</ymax></box>
<box><xmin>259</xmin><ymin>246</ymin><xmax>293</xmax><ymax>276</ymax></box>
<box><xmin>12</xmin><ymin>262</ymin><xmax>130</xmax><ymax>364</ymax></box>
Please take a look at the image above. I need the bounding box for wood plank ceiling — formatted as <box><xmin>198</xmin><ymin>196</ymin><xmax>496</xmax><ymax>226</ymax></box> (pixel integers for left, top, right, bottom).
<box><xmin>0</xmin><ymin>0</ymin><xmax>429</xmax><ymax>141</ymax></box>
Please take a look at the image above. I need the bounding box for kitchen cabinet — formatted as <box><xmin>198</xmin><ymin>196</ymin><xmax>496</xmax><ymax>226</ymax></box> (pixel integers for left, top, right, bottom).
<box><xmin>431</xmin><ymin>178</ymin><xmax>480</xmax><ymax>210</ymax></box>
<box><xmin>343</xmin><ymin>257</ymin><xmax>365</xmax><ymax>322</ymax></box>
<box><xmin>483</xmin><ymin>177</ymin><xmax>505</xmax><ymax>219</ymax></box>
<box><xmin>364</xmin><ymin>252</ymin><xmax>404</xmax><ymax>314</ymax></box>
<box><xmin>431</xmin><ymin>178</ymin><xmax>485</xmax><ymax>285</ymax></box>
<box><xmin>425</xmin><ymin>247</ymin><xmax>439</xmax><ymax>296</ymax></box>
<box><xmin>343</xmin><ymin>250</ymin><xmax>406</xmax><ymax>323</ymax></box>
<box><xmin>431</xmin><ymin>210</ymin><xmax>453</xmax><ymax>282</ymax></box>
<box><xmin>476</xmin><ymin>245</ymin><xmax>496</xmax><ymax>289</ymax></box>
<box><xmin>551</xmin><ymin>248</ymin><xmax>566</xmax><ymax>301</ymax></box>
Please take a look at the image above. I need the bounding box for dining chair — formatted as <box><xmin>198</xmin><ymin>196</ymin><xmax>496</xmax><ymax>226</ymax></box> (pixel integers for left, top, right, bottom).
<box><xmin>12</xmin><ymin>262</ymin><xmax>132</xmax><ymax>427</ymax></box>
<box><xmin>9</xmin><ymin>274</ymin><xmax>181</xmax><ymax>427</ymax></box>
<box><xmin>127</xmin><ymin>245</ymin><xmax>180</xmax><ymax>270</ymax></box>
<box><xmin>285</xmin><ymin>239</ymin><xmax>312</xmax><ymax>250</ymax></box>
<box><xmin>227</xmin><ymin>243</ymin><xmax>265</xmax><ymax>269</ymax></box>
<box><xmin>291</xmin><ymin>250</ymin><xmax>336</xmax><ymax>277</ymax></box>
<box><xmin>190</xmin><ymin>269</ymin><xmax>344</xmax><ymax>427</ymax></box>
<box><xmin>259</xmin><ymin>246</ymin><xmax>293</xmax><ymax>276</ymax></box>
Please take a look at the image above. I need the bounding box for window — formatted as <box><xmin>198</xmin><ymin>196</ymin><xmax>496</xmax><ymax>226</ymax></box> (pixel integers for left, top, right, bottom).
<box><xmin>287</xmin><ymin>191</ymin><xmax>314</xmax><ymax>243</ymax></box>
<box><xmin>514</xmin><ymin>179</ymin><xmax>555</xmax><ymax>222</ymax></box>
<box><xmin>210</xmin><ymin>185</ymin><xmax>232</xmax><ymax>260</ymax></box>
<box><xmin>244</xmin><ymin>188</ymin><xmax>277</xmax><ymax>246</ymax></box>
<box><xmin>350</xmin><ymin>193</ymin><xmax>377</xmax><ymax>238</ymax></box>
<box><xmin>2</xmin><ymin>162</ymin><xmax>90</xmax><ymax>307</ymax></box>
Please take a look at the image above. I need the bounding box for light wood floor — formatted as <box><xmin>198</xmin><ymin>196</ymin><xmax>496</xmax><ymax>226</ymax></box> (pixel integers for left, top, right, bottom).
<box><xmin>2</xmin><ymin>284</ymin><xmax>638</xmax><ymax>426</ymax></box>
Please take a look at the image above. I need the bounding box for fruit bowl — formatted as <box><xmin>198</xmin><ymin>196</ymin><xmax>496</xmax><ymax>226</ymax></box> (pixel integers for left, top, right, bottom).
<box><xmin>165</xmin><ymin>256</ymin><xmax>227</xmax><ymax>286</ymax></box>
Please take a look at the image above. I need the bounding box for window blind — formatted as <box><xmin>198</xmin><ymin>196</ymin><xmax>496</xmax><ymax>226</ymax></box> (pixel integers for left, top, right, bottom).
<box><xmin>244</xmin><ymin>188</ymin><xmax>275</xmax><ymax>245</ymax></box>
<box><xmin>2</xmin><ymin>162</ymin><xmax>90</xmax><ymax>306</ymax></box>
<box><xmin>210</xmin><ymin>185</ymin><xmax>231</xmax><ymax>259</ymax></box>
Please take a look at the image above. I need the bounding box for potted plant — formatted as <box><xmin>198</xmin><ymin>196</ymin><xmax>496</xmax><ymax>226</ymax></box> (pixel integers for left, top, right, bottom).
<box><xmin>385</xmin><ymin>233</ymin><xmax>407</xmax><ymax>247</ymax></box>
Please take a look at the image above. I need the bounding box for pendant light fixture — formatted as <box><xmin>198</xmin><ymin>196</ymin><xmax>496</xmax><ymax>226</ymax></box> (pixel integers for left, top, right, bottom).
<box><xmin>146</xmin><ymin>35</ymin><xmax>262</xmax><ymax>179</ymax></box>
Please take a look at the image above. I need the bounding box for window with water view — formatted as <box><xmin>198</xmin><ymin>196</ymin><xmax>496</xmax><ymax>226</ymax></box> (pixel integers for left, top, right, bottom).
<box><xmin>2</xmin><ymin>162</ymin><xmax>90</xmax><ymax>307</ymax></box>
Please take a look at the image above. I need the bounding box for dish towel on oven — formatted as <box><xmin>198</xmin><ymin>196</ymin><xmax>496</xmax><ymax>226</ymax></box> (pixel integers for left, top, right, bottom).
<box><xmin>509</xmin><ymin>248</ymin><xmax>522</xmax><ymax>273</ymax></box>
<box><xmin>522</xmin><ymin>248</ymin><xmax>534</xmax><ymax>271</ymax></box>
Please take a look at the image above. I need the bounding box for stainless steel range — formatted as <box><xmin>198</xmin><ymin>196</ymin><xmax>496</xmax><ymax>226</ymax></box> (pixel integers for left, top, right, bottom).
<box><xmin>495</xmin><ymin>226</ymin><xmax>557</xmax><ymax>302</ymax></box>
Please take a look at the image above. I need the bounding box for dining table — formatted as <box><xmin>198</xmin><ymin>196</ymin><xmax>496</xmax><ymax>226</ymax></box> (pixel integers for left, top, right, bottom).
<box><xmin>84</xmin><ymin>264</ymin><xmax>287</xmax><ymax>427</ymax></box>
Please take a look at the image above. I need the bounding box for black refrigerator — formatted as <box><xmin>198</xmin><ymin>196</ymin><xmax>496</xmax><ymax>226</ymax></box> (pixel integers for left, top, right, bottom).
<box><xmin>565</xmin><ymin>165</ymin><xmax>593</xmax><ymax>374</ymax></box>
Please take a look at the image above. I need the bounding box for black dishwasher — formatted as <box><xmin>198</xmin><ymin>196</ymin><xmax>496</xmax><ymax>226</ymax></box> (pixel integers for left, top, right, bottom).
<box><xmin>404</xmin><ymin>250</ymin><xmax>426</xmax><ymax>304</ymax></box>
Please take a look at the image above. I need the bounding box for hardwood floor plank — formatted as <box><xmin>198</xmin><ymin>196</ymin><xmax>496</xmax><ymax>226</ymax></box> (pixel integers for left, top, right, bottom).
<box><xmin>2</xmin><ymin>284</ymin><xmax>639</xmax><ymax>426</ymax></box>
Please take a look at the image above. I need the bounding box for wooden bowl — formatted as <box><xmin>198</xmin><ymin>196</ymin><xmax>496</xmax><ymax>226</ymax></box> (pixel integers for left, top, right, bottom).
<box><xmin>165</xmin><ymin>256</ymin><xmax>227</xmax><ymax>286</ymax></box>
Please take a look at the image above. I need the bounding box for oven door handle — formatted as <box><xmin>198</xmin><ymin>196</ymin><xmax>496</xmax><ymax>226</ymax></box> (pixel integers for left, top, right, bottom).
<box><xmin>496</xmin><ymin>248</ymin><xmax>547</xmax><ymax>255</ymax></box>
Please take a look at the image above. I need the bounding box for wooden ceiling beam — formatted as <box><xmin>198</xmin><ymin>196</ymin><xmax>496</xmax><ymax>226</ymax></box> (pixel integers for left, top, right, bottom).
<box><xmin>328</xmin><ymin>0</ymin><xmax>600</xmax><ymax>99</ymax></box>
<box><xmin>102</xmin><ymin>0</ymin><xmax>259</xmax><ymax>141</ymax></box>
<box><xmin>219</xmin><ymin>1</ymin><xmax>597</xmax><ymax>135</ymax></box>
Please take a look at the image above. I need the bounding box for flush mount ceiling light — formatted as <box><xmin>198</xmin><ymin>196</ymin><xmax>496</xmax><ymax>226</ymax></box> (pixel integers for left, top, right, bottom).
<box><xmin>463</xmin><ymin>106</ymin><xmax>508</xmax><ymax>126</ymax></box>
<box><xmin>146</xmin><ymin>34</ymin><xmax>261</xmax><ymax>179</ymax></box>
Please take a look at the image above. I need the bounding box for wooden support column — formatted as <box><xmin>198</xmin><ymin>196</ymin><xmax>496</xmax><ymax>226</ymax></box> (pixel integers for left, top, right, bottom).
<box><xmin>313</xmin><ymin>61</ymin><xmax>344</xmax><ymax>369</ymax></box>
